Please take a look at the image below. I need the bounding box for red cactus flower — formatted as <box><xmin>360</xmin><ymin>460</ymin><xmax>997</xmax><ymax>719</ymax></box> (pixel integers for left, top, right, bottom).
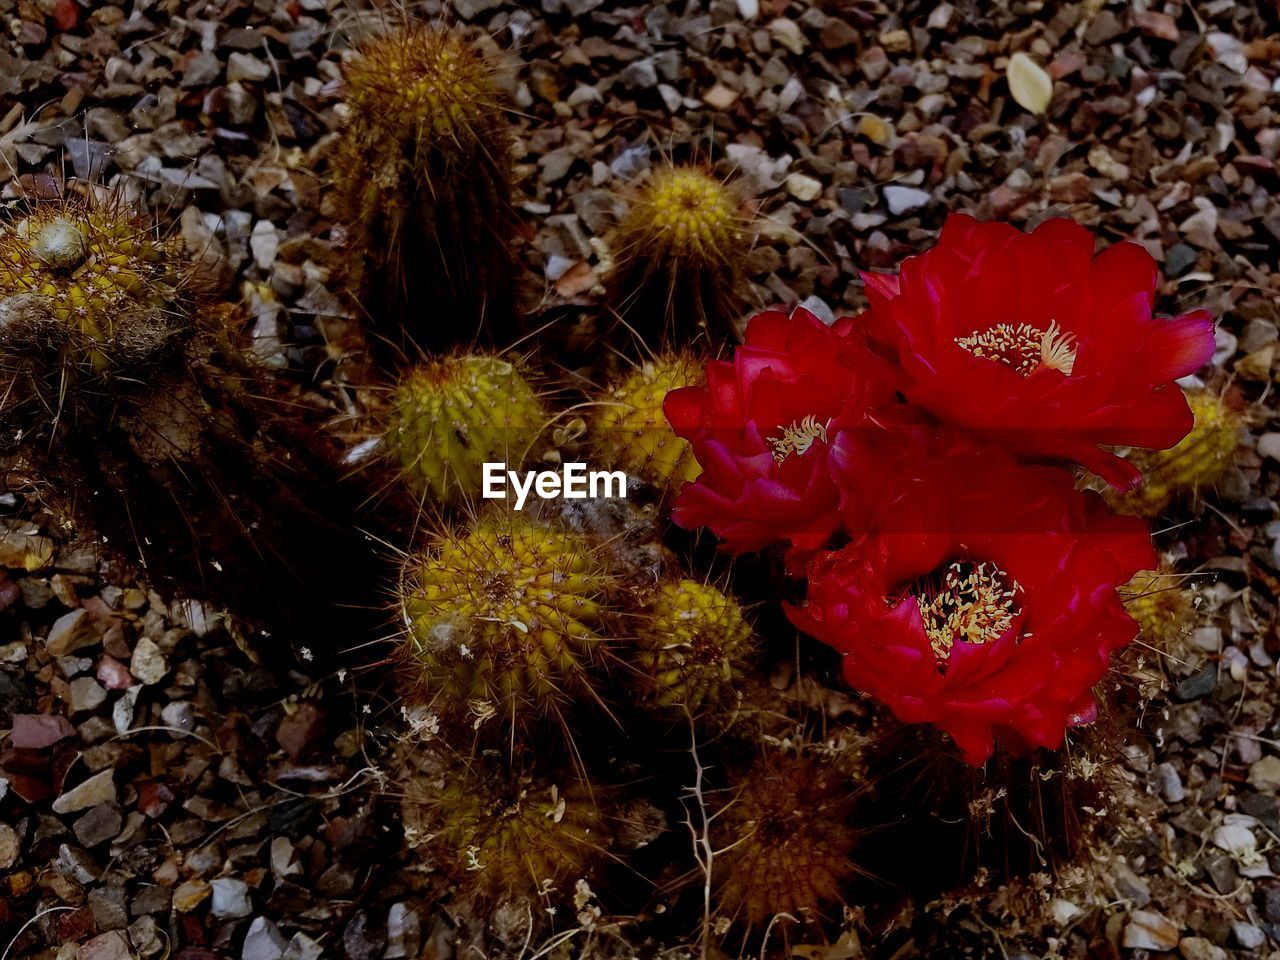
<box><xmin>847</xmin><ymin>214</ymin><xmax>1216</xmax><ymax>489</ymax></box>
<box><xmin>664</xmin><ymin>306</ymin><xmax>894</xmax><ymax>558</ymax></box>
<box><xmin>788</xmin><ymin>434</ymin><xmax>1155</xmax><ymax>765</ymax></box>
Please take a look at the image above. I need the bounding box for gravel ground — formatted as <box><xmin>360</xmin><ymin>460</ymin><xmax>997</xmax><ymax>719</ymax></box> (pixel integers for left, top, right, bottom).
<box><xmin>2</xmin><ymin>1</ymin><xmax>1280</xmax><ymax>958</ymax></box>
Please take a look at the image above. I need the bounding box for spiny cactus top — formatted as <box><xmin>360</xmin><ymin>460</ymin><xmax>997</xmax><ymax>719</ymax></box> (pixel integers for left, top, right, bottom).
<box><xmin>713</xmin><ymin>752</ymin><xmax>859</xmax><ymax>928</ymax></box>
<box><xmin>633</xmin><ymin>578</ymin><xmax>755</xmax><ymax>714</ymax></box>
<box><xmin>594</xmin><ymin>354</ymin><xmax>703</xmax><ymax>491</ymax></box>
<box><xmin>334</xmin><ymin>26</ymin><xmax>517</xmax><ymax>353</ymax></box>
<box><xmin>401</xmin><ymin>515</ymin><xmax>614</xmax><ymax>735</ymax></box>
<box><xmin>342</xmin><ymin>29</ymin><xmax>503</xmax><ymax>144</ymax></box>
<box><xmin>627</xmin><ymin>167</ymin><xmax>739</xmax><ymax>257</ymax></box>
<box><xmin>387</xmin><ymin>354</ymin><xmax>546</xmax><ymax>505</ymax></box>
<box><xmin>0</xmin><ymin>199</ymin><xmax>191</xmax><ymax>379</ymax></box>
<box><xmin>1108</xmin><ymin>387</ymin><xmax>1243</xmax><ymax>517</ymax></box>
<box><xmin>610</xmin><ymin>165</ymin><xmax>747</xmax><ymax>345</ymax></box>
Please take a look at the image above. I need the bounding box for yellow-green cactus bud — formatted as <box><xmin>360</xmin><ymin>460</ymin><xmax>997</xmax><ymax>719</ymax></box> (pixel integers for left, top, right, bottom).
<box><xmin>333</xmin><ymin>26</ymin><xmax>518</xmax><ymax>353</ymax></box>
<box><xmin>633</xmin><ymin>579</ymin><xmax>754</xmax><ymax>714</ymax></box>
<box><xmin>609</xmin><ymin>165</ymin><xmax>748</xmax><ymax>346</ymax></box>
<box><xmin>594</xmin><ymin>354</ymin><xmax>703</xmax><ymax>492</ymax></box>
<box><xmin>400</xmin><ymin>515</ymin><xmax>614</xmax><ymax>735</ymax></box>
<box><xmin>1108</xmin><ymin>388</ymin><xmax>1245</xmax><ymax>517</ymax></box>
<box><xmin>386</xmin><ymin>355</ymin><xmax>546</xmax><ymax>504</ymax></box>
<box><xmin>713</xmin><ymin>751</ymin><xmax>859</xmax><ymax>929</ymax></box>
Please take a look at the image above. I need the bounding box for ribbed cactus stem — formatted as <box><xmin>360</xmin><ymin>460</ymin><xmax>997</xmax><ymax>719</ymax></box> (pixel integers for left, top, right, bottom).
<box><xmin>400</xmin><ymin>516</ymin><xmax>614</xmax><ymax>736</ymax></box>
<box><xmin>713</xmin><ymin>751</ymin><xmax>859</xmax><ymax>929</ymax></box>
<box><xmin>594</xmin><ymin>353</ymin><xmax>704</xmax><ymax>492</ymax></box>
<box><xmin>0</xmin><ymin>200</ymin><xmax>189</xmax><ymax>378</ymax></box>
<box><xmin>386</xmin><ymin>355</ymin><xmax>546</xmax><ymax>504</ymax></box>
<box><xmin>633</xmin><ymin>578</ymin><xmax>754</xmax><ymax>714</ymax></box>
<box><xmin>333</xmin><ymin>26</ymin><xmax>518</xmax><ymax>353</ymax></box>
<box><xmin>609</xmin><ymin>165</ymin><xmax>748</xmax><ymax>346</ymax></box>
<box><xmin>402</xmin><ymin>758</ymin><xmax>609</xmax><ymax>933</ymax></box>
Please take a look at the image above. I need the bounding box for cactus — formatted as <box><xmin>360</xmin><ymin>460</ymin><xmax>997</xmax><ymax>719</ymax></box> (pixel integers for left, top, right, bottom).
<box><xmin>386</xmin><ymin>354</ymin><xmax>547</xmax><ymax>505</ymax></box>
<box><xmin>0</xmin><ymin>198</ymin><xmax>191</xmax><ymax>404</ymax></box>
<box><xmin>0</xmin><ymin>196</ymin><xmax>371</xmax><ymax>638</ymax></box>
<box><xmin>608</xmin><ymin>166</ymin><xmax>747</xmax><ymax>346</ymax></box>
<box><xmin>333</xmin><ymin>25</ymin><xmax>518</xmax><ymax>354</ymax></box>
<box><xmin>1108</xmin><ymin>388</ymin><xmax>1244</xmax><ymax>517</ymax></box>
<box><xmin>403</xmin><ymin>757</ymin><xmax>609</xmax><ymax>930</ymax></box>
<box><xmin>400</xmin><ymin>514</ymin><xmax>615</xmax><ymax>737</ymax></box>
<box><xmin>712</xmin><ymin>750</ymin><xmax>858</xmax><ymax>929</ymax></box>
<box><xmin>593</xmin><ymin>354</ymin><xmax>703</xmax><ymax>492</ymax></box>
<box><xmin>1120</xmin><ymin>566</ymin><xmax>1198</xmax><ymax>652</ymax></box>
<box><xmin>631</xmin><ymin>578</ymin><xmax>755</xmax><ymax>715</ymax></box>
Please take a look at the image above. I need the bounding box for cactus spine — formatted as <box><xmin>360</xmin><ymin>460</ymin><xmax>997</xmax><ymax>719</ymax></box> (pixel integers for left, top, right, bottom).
<box><xmin>404</xmin><ymin>758</ymin><xmax>609</xmax><ymax>923</ymax></box>
<box><xmin>712</xmin><ymin>751</ymin><xmax>858</xmax><ymax>929</ymax></box>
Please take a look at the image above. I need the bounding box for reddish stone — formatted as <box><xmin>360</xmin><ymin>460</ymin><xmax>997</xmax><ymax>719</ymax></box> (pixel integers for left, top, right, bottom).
<box><xmin>51</xmin><ymin>0</ymin><xmax>81</xmax><ymax>32</ymax></box>
<box><xmin>0</xmin><ymin>572</ymin><xmax>21</xmax><ymax>613</ymax></box>
<box><xmin>276</xmin><ymin>702</ymin><xmax>324</xmax><ymax>760</ymax></box>
<box><xmin>1048</xmin><ymin>48</ymin><xmax>1087</xmax><ymax>80</ymax></box>
<box><xmin>138</xmin><ymin>781</ymin><xmax>176</xmax><ymax>819</ymax></box>
<box><xmin>9</xmin><ymin>713</ymin><xmax>76</xmax><ymax>750</ymax></box>
<box><xmin>0</xmin><ymin>769</ymin><xmax>52</xmax><ymax>803</ymax></box>
<box><xmin>1134</xmin><ymin>11</ymin><xmax>1179</xmax><ymax>42</ymax></box>
<box><xmin>53</xmin><ymin>906</ymin><xmax>95</xmax><ymax>943</ymax></box>
<box><xmin>96</xmin><ymin>655</ymin><xmax>133</xmax><ymax>690</ymax></box>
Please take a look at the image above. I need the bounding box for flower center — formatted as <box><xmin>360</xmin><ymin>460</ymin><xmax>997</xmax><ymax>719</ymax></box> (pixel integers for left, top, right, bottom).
<box><xmin>766</xmin><ymin>415</ymin><xmax>829</xmax><ymax>463</ymax></box>
<box><xmin>913</xmin><ymin>561</ymin><xmax>1022</xmax><ymax>663</ymax></box>
<box><xmin>954</xmin><ymin>320</ymin><xmax>1077</xmax><ymax>377</ymax></box>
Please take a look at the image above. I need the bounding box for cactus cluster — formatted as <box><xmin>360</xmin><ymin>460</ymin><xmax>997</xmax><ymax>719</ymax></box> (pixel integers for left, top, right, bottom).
<box><xmin>1108</xmin><ymin>387</ymin><xmax>1244</xmax><ymax>517</ymax></box>
<box><xmin>593</xmin><ymin>354</ymin><xmax>703</xmax><ymax>492</ymax></box>
<box><xmin>712</xmin><ymin>751</ymin><xmax>859</xmax><ymax>929</ymax></box>
<box><xmin>392</xmin><ymin>489</ymin><xmax>784</xmax><ymax>942</ymax></box>
<box><xmin>632</xmin><ymin>578</ymin><xmax>756</xmax><ymax>715</ymax></box>
<box><xmin>333</xmin><ymin>26</ymin><xmax>518</xmax><ymax>354</ymax></box>
<box><xmin>6</xmin><ymin>15</ymin><xmax>1210</xmax><ymax>959</ymax></box>
<box><xmin>386</xmin><ymin>354</ymin><xmax>547</xmax><ymax>505</ymax></box>
<box><xmin>608</xmin><ymin>166</ymin><xmax>748</xmax><ymax>346</ymax></box>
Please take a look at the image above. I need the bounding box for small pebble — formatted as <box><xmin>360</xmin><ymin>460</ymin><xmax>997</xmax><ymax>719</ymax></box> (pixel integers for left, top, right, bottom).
<box><xmin>52</xmin><ymin>770</ymin><xmax>117</xmax><ymax>815</ymax></box>
<box><xmin>210</xmin><ymin>877</ymin><xmax>253</xmax><ymax>919</ymax></box>
<box><xmin>883</xmin><ymin>185</ymin><xmax>931</xmax><ymax>214</ymax></box>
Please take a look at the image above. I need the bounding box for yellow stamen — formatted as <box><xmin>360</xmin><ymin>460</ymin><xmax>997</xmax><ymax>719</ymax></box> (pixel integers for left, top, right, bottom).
<box><xmin>766</xmin><ymin>415</ymin><xmax>829</xmax><ymax>463</ymax></box>
<box><xmin>955</xmin><ymin>319</ymin><xmax>1077</xmax><ymax>377</ymax></box>
<box><xmin>913</xmin><ymin>561</ymin><xmax>1022</xmax><ymax>663</ymax></box>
